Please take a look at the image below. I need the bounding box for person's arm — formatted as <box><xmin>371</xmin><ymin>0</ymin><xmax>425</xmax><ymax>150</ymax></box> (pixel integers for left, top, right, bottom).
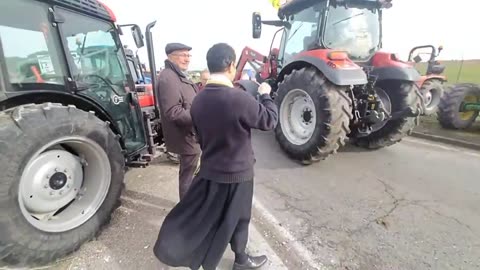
<box><xmin>157</xmin><ymin>73</ymin><xmax>192</xmax><ymax>127</ymax></box>
<box><xmin>238</xmin><ymin>91</ymin><xmax>278</xmax><ymax>131</ymax></box>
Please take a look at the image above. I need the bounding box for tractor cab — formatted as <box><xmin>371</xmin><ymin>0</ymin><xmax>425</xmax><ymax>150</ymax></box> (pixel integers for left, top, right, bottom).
<box><xmin>253</xmin><ymin>0</ymin><xmax>392</xmax><ymax>66</ymax></box>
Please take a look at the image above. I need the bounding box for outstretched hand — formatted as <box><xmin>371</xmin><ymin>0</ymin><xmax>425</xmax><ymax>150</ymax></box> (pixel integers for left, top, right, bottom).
<box><xmin>258</xmin><ymin>82</ymin><xmax>271</xmax><ymax>96</ymax></box>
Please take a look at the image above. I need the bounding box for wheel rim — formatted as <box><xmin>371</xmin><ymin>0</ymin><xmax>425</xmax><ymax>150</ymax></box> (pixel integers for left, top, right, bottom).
<box><xmin>424</xmin><ymin>90</ymin><xmax>433</xmax><ymax>107</ymax></box>
<box><xmin>424</xmin><ymin>88</ymin><xmax>441</xmax><ymax>110</ymax></box>
<box><xmin>280</xmin><ymin>88</ymin><xmax>316</xmax><ymax>145</ymax></box>
<box><xmin>18</xmin><ymin>136</ymin><xmax>111</xmax><ymax>233</ymax></box>
<box><xmin>369</xmin><ymin>87</ymin><xmax>392</xmax><ymax>133</ymax></box>
<box><xmin>459</xmin><ymin>95</ymin><xmax>478</xmax><ymax>120</ymax></box>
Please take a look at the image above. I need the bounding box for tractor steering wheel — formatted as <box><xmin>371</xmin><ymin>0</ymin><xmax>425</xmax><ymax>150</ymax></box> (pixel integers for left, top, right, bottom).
<box><xmin>82</xmin><ymin>74</ymin><xmax>122</xmax><ymax>97</ymax></box>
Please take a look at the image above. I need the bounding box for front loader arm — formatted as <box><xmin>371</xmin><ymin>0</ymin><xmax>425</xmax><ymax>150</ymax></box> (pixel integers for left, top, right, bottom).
<box><xmin>234</xmin><ymin>46</ymin><xmax>278</xmax><ymax>82</ymax></box>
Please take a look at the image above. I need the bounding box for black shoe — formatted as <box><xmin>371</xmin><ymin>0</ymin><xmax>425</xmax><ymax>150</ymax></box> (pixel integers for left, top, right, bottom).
<box><xmin>232</xmin><ymin>255</ymin><xmax>268</xmax><ymax>270</ymax></box>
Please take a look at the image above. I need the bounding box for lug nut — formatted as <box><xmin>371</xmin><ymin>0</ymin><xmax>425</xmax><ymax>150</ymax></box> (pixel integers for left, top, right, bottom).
<box><xmin>44</xmin><ymin>184</ymin><xmax>48</xmax><ymax>189</ymax></box>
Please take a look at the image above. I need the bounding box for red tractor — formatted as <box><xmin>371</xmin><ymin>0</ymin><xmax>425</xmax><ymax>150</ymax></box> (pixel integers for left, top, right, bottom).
<box><xmin>407</xmin><ymin>45</ymin><xmax>447</xmax><ymax>116</ymax></box>
<box><xmin>234</xmin><ymin>0</ymin><xmax>424</xmax><ymax>164</ymax></box>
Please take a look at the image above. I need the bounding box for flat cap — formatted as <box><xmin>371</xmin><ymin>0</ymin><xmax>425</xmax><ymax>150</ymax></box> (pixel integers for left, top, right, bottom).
<box><xmin>165</xmin><ymin>43</ymin><xmax>192</xmax><ymax>55</ymax></box>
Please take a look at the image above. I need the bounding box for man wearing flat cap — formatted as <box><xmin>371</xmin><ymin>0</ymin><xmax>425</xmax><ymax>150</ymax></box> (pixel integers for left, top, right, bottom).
<box><xmin>157</xmin><ymin>42</ymin><xmax>200</xmax><ymax>200</ymax></box>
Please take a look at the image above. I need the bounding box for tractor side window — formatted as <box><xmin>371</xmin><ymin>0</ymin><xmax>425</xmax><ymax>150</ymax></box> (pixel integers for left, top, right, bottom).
<box><xmin>282</xmin><ymin>5</ymin><xmax>322</xmax><ymax>63</ymax></box>
<box><xmin>57</xmin><ymin>8</ymin><xmax>130</xmax><ymax>99</ymax></box>
<box><xmin>0</xmin><ymin>0</ymin><xmax>66</xmax><ymax>90</ymax></box>
<box><xmin>127</xmin><ymin>58</ymin><xmax>141</xmax><ymax>84</ymax></box>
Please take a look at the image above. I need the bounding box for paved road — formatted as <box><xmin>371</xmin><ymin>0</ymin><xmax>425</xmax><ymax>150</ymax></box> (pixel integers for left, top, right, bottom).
<box><xmin>251</xmin><ymin>130</ymin><xmax>480</xmax><ymax>270</ymax></box>
<box><xmin>2</xmin><ymin>131</ymin><xmax>479</xmax><ymax>270</ymax></box>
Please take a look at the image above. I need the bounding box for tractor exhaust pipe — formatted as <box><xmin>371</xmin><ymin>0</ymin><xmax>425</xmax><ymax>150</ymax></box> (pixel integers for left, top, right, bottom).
<box><xmin>145</xmin><ymin>21</ymin><xmax>158</xmax><ymax>115</ymax></box>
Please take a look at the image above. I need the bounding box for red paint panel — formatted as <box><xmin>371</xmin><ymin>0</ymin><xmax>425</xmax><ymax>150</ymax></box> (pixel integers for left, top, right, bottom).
<box><xmin>298</xmin><ymin>49</ymin><xmax>361</xmax><ymax>70</ymax></box>
<box><xmin>370</xmin><ymin>51</ymin><xmax>411</xmax><ymax>68</ymax></box>
<box><xmin>98</xmin><ymin>1</ymin><xmax>117</xmax><ymax>22</ymax></box>
<box><xmin>137</xmin><ymin>84</ymin><xmax>155</xmax><ymax>107</ymax></box>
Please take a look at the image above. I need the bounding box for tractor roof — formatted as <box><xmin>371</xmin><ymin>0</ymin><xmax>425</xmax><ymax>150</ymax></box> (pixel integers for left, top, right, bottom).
<box><xmin>278</xmin><ymin>0</ymin><xmax>391</xmax><ymax>18</ymax></box>
<box><xmin>279</xmin><ymin>0</ymin><xmax>319</xmax><ymax>18</ymax></box>
<box><xmin>36</xmin><ymin>0</ymin><xmax>116</xmax><ymax>22</ymax></box>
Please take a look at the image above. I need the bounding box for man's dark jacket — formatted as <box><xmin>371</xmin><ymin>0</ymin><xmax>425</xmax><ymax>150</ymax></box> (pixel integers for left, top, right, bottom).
<box><xmin>190</xmin><ymin>80</ymin><xmax>278</xmax><ymax>183</ymax></box>
<box><xmin>156</xmin><ymin>60</ymin><xmax>201</xmax><ymax>155</ymax></box>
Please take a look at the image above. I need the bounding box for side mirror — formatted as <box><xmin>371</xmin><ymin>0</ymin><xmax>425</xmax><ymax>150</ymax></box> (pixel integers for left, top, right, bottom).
<box><xmin>438</xmin><ymin>45</ymin><xmax>443</xmax><ymax>55</ymax></box>
<box><xmin>252</xmin><ymin>12</ymin><xmax>262</xmax><ymax>39</ymax></box>
<box><xmin>131</xmin><ymin>25</ymin><xmax>145</xmax><ymax>48</ymax></box>
<box><xmin>413</xmin><ymin>55</ymin><xmax>422</xmax><ymax>63</ymax></box>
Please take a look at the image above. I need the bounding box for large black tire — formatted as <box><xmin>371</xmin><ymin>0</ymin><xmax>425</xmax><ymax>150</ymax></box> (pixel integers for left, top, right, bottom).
<box><xmin>353</xmin><ymin>80</ymin><xmax>422</xmax><ymax>149</ymax></box>
<box><xmin>437</xmin><ymin>83</ymin><xmax>480</xmax><ymax>129</ymax></box>
<box><xmin>274</xmin><ymin>67</ymin><xmax>352</xmax><ymax>164</ymax></box>
<box><xmin>421</xmin><ymin>79</ymin><xmax>445</xmax><ymax>116</ymax></box>
<box><xmin>0</xmin><ymin>103</ymin><xmax>124</xmax><ymax>266</ymax></box>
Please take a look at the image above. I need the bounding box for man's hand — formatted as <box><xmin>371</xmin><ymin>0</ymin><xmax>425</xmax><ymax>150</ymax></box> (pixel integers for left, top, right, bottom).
<box><xmin>258</xmin><ymin>82</ymin><xmax>271</xmax><ymax>96</ymax></box>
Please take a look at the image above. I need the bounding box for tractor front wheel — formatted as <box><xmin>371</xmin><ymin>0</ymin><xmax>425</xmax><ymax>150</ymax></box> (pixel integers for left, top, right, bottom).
<box><xmin>437</xmin><ymin>83</ymin><xmax>480</xmax><ymax>129</ymax></box>
<box><xmin>352</xmin><ymin>80</ymin><xmax>422</xmax><ymax>149</ymax></box>
<box><xmin>421</xmin><ymin>79</ymin><xmax>445</xmax><ymax>116</ymax></box>
<box><xmin>0</xmin><ymin>103</ymin><xmax>124</xmax><ymax>266</ymax></box>
<box><xmin>274</xmin><ymin>67</ymin><xmax>353</xmax><ymax>164</ymax></box>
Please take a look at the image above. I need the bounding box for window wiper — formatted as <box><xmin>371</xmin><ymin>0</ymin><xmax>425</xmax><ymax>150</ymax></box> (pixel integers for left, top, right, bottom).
<box><xmin>288</xmin><ymin>22</ymin><xmax>304</xmax><ymax>41</ymax></box>
<box><xmin>332</xmin><ymin>13</ymin><xmax>364</xmax><ymax>26</ymax></box>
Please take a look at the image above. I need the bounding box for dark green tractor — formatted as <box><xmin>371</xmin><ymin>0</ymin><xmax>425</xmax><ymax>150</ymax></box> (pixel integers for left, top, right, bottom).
<box><xmin>0</xmin><ymin>0</ymin><xmax>160</xmax><ymax>266</ymax></box>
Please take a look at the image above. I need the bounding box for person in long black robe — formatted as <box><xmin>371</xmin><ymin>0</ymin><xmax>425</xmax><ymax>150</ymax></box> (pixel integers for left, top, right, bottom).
<box><xmin>153</xmin><ymin>43</ymin><xmax>278</xmax><ymax>270</ymax></box>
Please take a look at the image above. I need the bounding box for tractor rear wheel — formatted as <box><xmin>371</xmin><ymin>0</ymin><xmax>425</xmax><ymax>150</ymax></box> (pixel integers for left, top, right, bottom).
<box><xmin>437</xmin><ymin>83</ymin><xmax>480</xmax><ymax>129</ymax></box>
<box><xmin>0</xmin><ymin>103</ymin><xmax>124</xmax><ymax>266</ymax></box>
<box><xmin>274</xmin><ymin>67</ymin><xmax>352</xmax><ymax>164</ymax></box>
<box><xmin>352</xmin><ymin>80</ymin><xmax>422</xmax><ymax>149</ymax></box>
<box><xmin>421</xmin><ymin>79</ymin><xmax>445</xmax><ymax>116</ymax></box>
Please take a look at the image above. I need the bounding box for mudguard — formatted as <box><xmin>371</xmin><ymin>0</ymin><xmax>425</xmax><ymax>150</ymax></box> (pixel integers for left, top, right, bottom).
<box><xmin>279</xmin><ymin>54</ymin><xmax>368</xmax><ymax>86</ymax></box>
<box><xmin>369</xmin><ymin>66</ymin><xmax>421</xmax><ymax>82</ymax></box>
<box><xmin>417</xmin><ymin>74</ymin><xmax>447</xmax><ymax>88</ymax></box>
<box><xmin>369</xmin><ymin>51</ymin><xmax>421</xmax><ymax>82</ymax></box>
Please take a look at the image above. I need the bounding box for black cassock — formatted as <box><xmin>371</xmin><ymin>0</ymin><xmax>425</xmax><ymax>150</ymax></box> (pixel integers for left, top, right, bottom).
<box><xmin>153</xmin><ymin>177</ymin><xmax>253</xmax><ymax>270</ymax></box>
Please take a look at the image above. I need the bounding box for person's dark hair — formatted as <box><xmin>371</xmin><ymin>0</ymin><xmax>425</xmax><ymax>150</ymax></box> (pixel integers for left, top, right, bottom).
<box><xmin>206</xmin><ymin>43</ymin><xmax>236</xmax><ymax>73</ymax></box>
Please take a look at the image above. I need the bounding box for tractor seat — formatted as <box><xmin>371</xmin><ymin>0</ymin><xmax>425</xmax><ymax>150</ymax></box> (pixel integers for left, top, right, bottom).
<box><xmin>429</xmin><ymin>64</ymin><xmax>445</xmax><ymax>75</ymax></box>
<box><xmin>303</xmin><ymin>35</ymin><xmax>316</xmax><ymax>51</ymax></box>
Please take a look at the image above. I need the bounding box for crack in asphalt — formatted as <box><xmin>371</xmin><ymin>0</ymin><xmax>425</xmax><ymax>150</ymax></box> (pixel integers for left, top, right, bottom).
<box><xmin>373</xmin><ymin>178</ymin><xmax>405</xmax><ymax>229</ymax></box>
<box><xmin>410</xmin><ymin>203</ymin><xmax>474</xmax><ymax>234</ymax></box>
<box><xmin>345</xmin><ymin>178</ymin><xmax>404</xmax><ymax>236</ymax></box>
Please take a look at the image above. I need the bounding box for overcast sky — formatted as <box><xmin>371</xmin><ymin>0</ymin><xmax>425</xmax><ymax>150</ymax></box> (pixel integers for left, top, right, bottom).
<box><xmin>102</xmin><ymin>0</ymin><xmax>478</xmax><ymax>71</ymax></box>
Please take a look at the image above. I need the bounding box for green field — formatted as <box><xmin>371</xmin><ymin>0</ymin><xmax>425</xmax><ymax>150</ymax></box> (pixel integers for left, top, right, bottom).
<box><xmin>414</xmin><ymin>59</ymin><xmax>480</xmax><ymax>85</ymax></box>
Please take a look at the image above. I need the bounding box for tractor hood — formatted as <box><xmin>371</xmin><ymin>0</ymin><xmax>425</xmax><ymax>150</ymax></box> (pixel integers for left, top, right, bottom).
<box><xmin>278</xmin><ymin>0</ymin><xmax>392</xmax><ymax>18</ymax></box>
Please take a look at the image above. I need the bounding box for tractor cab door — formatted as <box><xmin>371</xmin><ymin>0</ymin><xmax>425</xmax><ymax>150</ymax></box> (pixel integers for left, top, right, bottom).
<box><xmin>55</xmin><ymin>7</ymin><xmax>147</xmax><ymax>154</ymax></box>
<box><xmin>278</xmin><ymin>2</ymin><xmax>323</xmax><ymax>65</ymax></box>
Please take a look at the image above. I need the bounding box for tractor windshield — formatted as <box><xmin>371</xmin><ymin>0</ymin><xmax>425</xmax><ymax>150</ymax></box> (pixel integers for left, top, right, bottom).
<box><xmin>323</xmin><ymin>5</ymin><xmax>380</xmax><ymax>60</ymax></box>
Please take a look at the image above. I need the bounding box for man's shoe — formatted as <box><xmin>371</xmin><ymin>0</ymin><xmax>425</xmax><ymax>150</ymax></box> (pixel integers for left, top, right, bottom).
<box><xmin>166</xmin><ymin>152</ymin><xmax>180</xmax><ymax>164</ymax></box>
<box><xmin>232</xmin><ymin>255</ymin><xmax>268</xmax><ymax>270</ymax></box>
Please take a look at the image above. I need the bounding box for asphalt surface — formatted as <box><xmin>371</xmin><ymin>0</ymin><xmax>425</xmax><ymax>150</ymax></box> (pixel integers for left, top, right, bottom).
<box><xmin>2</xmin><ymin>131</ymin><xmax>480</xmax><ymax>270</ymax></box>
<box><xmin>251</xmin><ymin>130</ymin><xmax>480</xmax><ymax>270</ymax></box>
